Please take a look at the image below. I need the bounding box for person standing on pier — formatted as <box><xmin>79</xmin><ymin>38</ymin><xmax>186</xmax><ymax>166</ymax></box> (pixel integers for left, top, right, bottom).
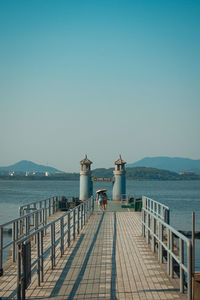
<box><xmin>96</xmin><ymin>189</ymin><xmax>106</xmax><ymax>211</ymax></box>
<box><xmin>103</xmin><ymin>192</ymin><xmax>108</xmax><ymax>211</ymax></box>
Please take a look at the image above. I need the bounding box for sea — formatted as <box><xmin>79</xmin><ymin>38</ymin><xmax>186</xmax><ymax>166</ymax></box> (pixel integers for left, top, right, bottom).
<box><xmin>0</xmin><ymin>180</ymin><xmax>200</xmax><ymax>269</ymax></box>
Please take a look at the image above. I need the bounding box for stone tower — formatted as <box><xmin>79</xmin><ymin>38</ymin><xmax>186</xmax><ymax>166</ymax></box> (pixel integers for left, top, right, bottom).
<box><xmin>112</xmin><ymin>155</ymin><xmax>126</xmax><ymax>201</ymax></box>
<box><xmin>79</xmin><ymin>154</ymin><xmax>93</xmax><ymax>201</ymax></box>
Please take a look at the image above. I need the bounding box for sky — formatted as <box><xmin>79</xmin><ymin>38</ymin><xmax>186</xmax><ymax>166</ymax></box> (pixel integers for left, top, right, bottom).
<box><xmin>0</xmin><ymin>0</ymin><xmax>200</xmax><ymax>172</ymax></box>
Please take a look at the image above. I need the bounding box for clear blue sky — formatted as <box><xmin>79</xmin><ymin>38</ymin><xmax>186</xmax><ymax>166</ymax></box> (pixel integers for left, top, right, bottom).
<box><xmin>0</xmin><ymin>0</ymin><xmax>199</xmax><ymax>172</ymax></box>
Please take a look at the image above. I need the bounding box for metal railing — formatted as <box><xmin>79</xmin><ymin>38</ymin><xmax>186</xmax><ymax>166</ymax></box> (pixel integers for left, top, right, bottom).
<box><xmin>142</xmin><ymin>196</ymin><xmax>170</xmax><ymax>223</ymax></box>
<box><xmin>17</xmin><ymin>196</ymin><xmax>94</xmax><ymax>300</ymax></box>
<box><xmin>142</xmin><ymin>197</ymin><xmax>192</xmax><ymax>300</ymax></box>
<box><xmin>19</xmin><ymin>196</ymin><xmax>58</xmax><ymax>218</ymax></box>
<box><xmin>0</xmin><ymin>207</ymin><xmax>48</xmax><ymax>276</ymax></box>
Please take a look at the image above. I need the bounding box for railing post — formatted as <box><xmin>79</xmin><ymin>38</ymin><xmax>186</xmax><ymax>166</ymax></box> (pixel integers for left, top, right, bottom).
<box><xmin>34</xmin><ymin>212</ymin><xmax>38</xmax><ymax>244</ymax></box>
<box><xmin>27</xmin><ymin>204</ymin><xmax>30</xmax><ymax>214</ymax></box>
<box><xmin>15</xmin><ymin>222</ymin><xmax>18</xmax><ymax>260</ymax></box>
<box><xmin>153</xmin><ymin>201</ymin><xmax>156</xmax><ymax>217</ymax></box>
<box><xmin>165</xmin><ymin>208</ymin><xmax>170</xmax><ymax>224</ymax></box>
<box><xmin>52</xmin><ymin>197</ymin><xmax>56</xmax><ymax>214</ymax></box>
<box><xmin>37</xmin><ymin>232</ymin><xmax>41</xmax><ymax>286</ymax></box>
<box><xmin>179</xmin><ymin>238</ymin><xmax>184</xmax><ymax>293</ymax></box>
<box><xmin>48</xmin><ymin>198</ymin><xmax>51</xmax><ymax>216</ymax></box>
<box><xmin>170</xmin><ymin>231</ymin><xmax>174</xmax><ymax>278</ymax></box>
<box><xmin>44</xmin><ymin>207</ymin><xmax>47</xmax><ymax>235</ymax></box>
<box><xmin>53</xmin><ymin>223</ymin><xmax>55</xmax><ymax>267</ymax></box>
<box><xmin>19</xmin><ymin>207</ymin><xmax>24</xmax><ymax>235</ymax></box>
<box><xmin>50</xmin><ymin>224</ymin><xmax>54</xmax><ymax>269</ymax></box>
<box><xmin>12</xmin><ymin>222</ymin><xmax>16</xmax><ymax>262</ymax></box>
<box><xmin>44</xmin><ymin>200</ymin><xmax>47</xmax><ymax>233</ymax></box>
<box><xmin>39</xmin><ymin>201</ymin><xmax>42</xmax><ymax>223</ymax></box>
<box><xmin>147</xmin><ymin>213</ymin><xmax>150</xmax><ymax>244</ymax></box>
<box><xmin>19</xmin><ymin>206</ymin><xmax>23</xmax><ymax>218</ymax></box>
<box><xmin>31</xmin><ymin>203</ymin><xmax>37</xmax><ymax>226</ymax></box>
<box><xmin>41</xmin><ymin>208</ymin><xmax>44</xmax><ymax>226</ymax></box>
<box><xmin>158</xmin><ymin>222</ymin><xmax>160</xmax><ymax>261</ymax></box>
<box><xmin>73</xmin><ymin>209</ymin><xmax>76</xmax><ymax>240</ymax></box>
<box><xmin>142</xmin><ymin>202</ymin><xmax>146</xmax><ymax>238</ymax></box>
<box><xmin>60</xmin><ymin>217</ymin><xmax>64</xmax><ymax>256</ymax></box>
<box><xmin>161</xmin><ymin>206</ymin><xmax>164</xmax><ymax>220</ymax></box>
<box><xmin>0</xmin><ymin>227</ymin><xmax>3</xmax><ymax>276</ymax></box>
<box><xmin>25</xmin><ymin>216</ymin><xmax>29</xmax><ymax>235</ymax></box>
<box><xmin>192</xmin><ymin>212</ymin><xmax>195</xmax><ymax>275</ymax></box>
<box><xmin>160</xmin><ymin>223</ymin><xmax>164</xmax><ymax>263</ymax></box>
<box><xmin>142</xmin><ymin>209</ymin><xmax>144</xmax><ymax>237</ymax></box>
<box><xmin>167</xmin><ymin>228</ymin><xmax>170</xmax><ymax>275</ymax></box>
<box><xmin>17</xmin><ymin>243</ymin><xmax>22</xmax><ymax>300</ymax></box>
<box><xmin>52</xmin><ymin>198</ymin><xmax>55</xmax><ymax>214</ymax></box>
<box><xmin>41</xmin><ymin>230</ymin><xmax>44</xmax><ymax>283</ymax></box>
<box><xmin>187</xmin><ymin>241</ymin><xmax>192</xmax><ymax>300</ymax></box>
<box><xmin>152</xmin><ymin>216</ymin><xmax>156</xmax><ymax>253</ymax></box>
<box><xmin>55</xmin><ymin>197</ymin><xmax>57</xmax><ymax>213</ymax></box>
<box><xmin>77</xmin><ymin>206</ymin><xmax>80</xmax><ymax>235</ymax></box>
<box><xmin>19</xmin><ymin>218</ymin><xmax>23</xmax><ymax>236</ymax></box>
<box><xmin>68</xmin><ymin>213</ymin><xmax>71</xmax><ymax>247</ymax></box>
<box><xmin>156</xmin><ymin>202</ymin><xmax>158</xmax><ymax>218</ymax></box>
<box><xmin>144</xmin><ymin>210</ymin><xmax>146</xmax><ymax>237</ymax></box>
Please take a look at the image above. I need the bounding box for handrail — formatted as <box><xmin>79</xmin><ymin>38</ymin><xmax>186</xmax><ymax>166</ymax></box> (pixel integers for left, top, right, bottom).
<box><xmin>0</xmin><ymin>207</ymin><xmax>48</xmax><ymax>276</ymax></box>
<box><xmin>16</xmin><ymin>196</ymin><xmax>94</xmax><ymax>300</ymax></box>
<box><xmin>142</xmin><ymin>196</ymin><xmax>170</xmax><ymax>223</ymax></box>
<box><xmin>142</xmin><ymin>203</ymin><xmax>192</xmax><ymax>300</ymax></box>
<box><xmin>19</xmin><ymin>196</ymin><xmax>58</xmax><ymax>218</ymax></box>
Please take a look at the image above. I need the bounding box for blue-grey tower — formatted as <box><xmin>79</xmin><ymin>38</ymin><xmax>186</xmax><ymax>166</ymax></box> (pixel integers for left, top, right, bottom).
<box><xmin>112</xmin><ymin>155</ymin><xmax>126</xmax><ymax>201</ymax></box>
<box><xmin>79</xmin><ymin>154</ymin><xmax>93</xmax><ymax>201</ymax></box>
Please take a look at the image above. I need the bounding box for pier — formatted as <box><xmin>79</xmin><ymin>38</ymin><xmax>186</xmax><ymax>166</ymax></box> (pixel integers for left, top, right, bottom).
<box><xmin>0</xmin><ymin>197</ymin><xmax>193</xmax><ymax>300</ymax></box>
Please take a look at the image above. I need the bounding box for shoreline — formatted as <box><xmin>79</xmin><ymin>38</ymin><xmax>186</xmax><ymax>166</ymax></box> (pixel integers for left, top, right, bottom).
<box><xmin>0</xmin><ymin>177</ymin><xmax>200</xmax><ymax>181</ymax></box>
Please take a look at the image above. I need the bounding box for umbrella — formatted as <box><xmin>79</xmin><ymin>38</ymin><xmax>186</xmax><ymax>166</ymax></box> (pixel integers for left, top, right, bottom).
<box><xmin>96</xmin><ymin>189</ymin><xmax>107</xmax><ymax>193</ymax></box>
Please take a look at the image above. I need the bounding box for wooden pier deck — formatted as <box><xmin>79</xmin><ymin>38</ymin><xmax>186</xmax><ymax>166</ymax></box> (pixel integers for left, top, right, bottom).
<box><xmin>0</xmin><ymin>202</ymin><xmax>187</xmax><ymax>299</ymax></box>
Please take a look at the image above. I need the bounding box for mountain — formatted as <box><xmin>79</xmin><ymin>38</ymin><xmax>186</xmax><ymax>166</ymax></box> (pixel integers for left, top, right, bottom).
<box><xmin>126</xmin><ymin>167</ymin><xmax>200</xmax><ymax>180</ymax></box>
<box><xmin>92</xmin><ymin>166</ymin><xmax>200</xmax><ymax>180</ymax></box>
<box><xmin>0</xmin><ymin>163</ymin><xmax>199</xmax><ymax>180</ymax></box>
<box><xmin>127</xmin><ymin>157</ymin><xmax>200</xmax><ymax>173</ymax></box>
<box><xmin>0</xmin><ymin>160</ymin><xmax>61</xmax><ymax>173</ymax></box>
<box><xmin>92</xmin><ymin>168</ymin><xmax>114</xmax><ymax>177</ymax></box>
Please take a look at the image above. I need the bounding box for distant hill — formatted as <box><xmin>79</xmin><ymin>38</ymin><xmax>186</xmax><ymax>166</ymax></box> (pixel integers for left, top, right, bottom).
<box><xmin>92</xmin><ymin>166</ymin><xmax>200</xmax><ymax>180</ymax></box>
<box><xmin>126</xmin><ymin>167</ymin><xmax>200</xmax><ymax>180</ymax></box>
<box><xmin>0</xmin><ymin>159</ymin><xmax>200</xmax><ymax>180</ymax></box>
<box><xmin>127</xmin><ymin>157</ymin><xmax>200</xmax><ymax>173</ymax></box>
<box><xmin>92</xmin><ymin>168</ymin><xmax>114</xmax><ymax>177</ymax></box>
<box><xmin>0</xmin><ymin>160</ymin><xmax>61</xmax><ymax>173</ymax></box>
<box><xmin>0</xmin><ymin>164</ymin><xmax>199</xmax><ymax>180</ymax></box>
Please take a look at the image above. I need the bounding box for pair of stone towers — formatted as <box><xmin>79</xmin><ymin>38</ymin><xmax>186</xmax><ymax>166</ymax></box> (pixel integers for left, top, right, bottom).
<box><xmin>79</xmin><ymin>154</ymin><xmax>126</xmax><ymax>201</ymax></box>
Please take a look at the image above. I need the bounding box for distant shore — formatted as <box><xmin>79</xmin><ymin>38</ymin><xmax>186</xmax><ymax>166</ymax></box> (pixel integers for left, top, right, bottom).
<box><xmin>0</xmin><ymin>166</ymin><xmax>200</xmax><ymax>181</ymax></box>
<box><xmin>0</xmin><ymin>175</ymin><xmax>200</xmax><ymax>181</ymax></box>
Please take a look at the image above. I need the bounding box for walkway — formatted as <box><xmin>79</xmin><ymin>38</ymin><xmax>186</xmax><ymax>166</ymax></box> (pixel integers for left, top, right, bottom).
<box><xmin>0</xmin><ymin>201</ymin><xmax>187</xmax><ymax>300</ymax></box>
<box><xmin>24</xmin><ymin>210</ymin><xmax>186</xmax><ymax>299</ymax></box>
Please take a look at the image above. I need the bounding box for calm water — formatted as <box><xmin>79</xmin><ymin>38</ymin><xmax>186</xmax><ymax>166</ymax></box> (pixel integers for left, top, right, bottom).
<box><xmin>0</xmin><ymin>180</ymin><xmax>200</xmax><ymax>268</ymax></box>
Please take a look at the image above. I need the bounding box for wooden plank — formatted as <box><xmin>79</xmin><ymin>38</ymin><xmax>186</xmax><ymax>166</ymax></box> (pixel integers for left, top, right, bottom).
<box><xmin>0</xmin><ymin>211</ymin><xmax>187</xmax><ymax>299</ymax></box>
